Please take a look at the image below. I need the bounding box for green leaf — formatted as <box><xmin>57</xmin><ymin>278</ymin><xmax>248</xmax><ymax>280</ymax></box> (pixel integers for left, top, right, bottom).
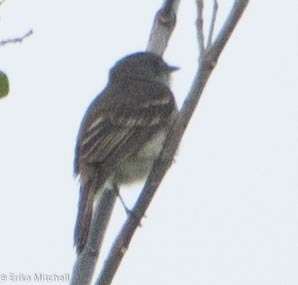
<box><xmin>0</xmin><ymin>71</ymin><xmax>9</xmax><ymax>98</ymax></box>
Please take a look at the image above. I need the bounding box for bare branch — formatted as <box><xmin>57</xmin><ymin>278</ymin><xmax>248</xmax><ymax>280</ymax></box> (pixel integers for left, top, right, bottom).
<box><xmin>207</xmin><ymin>0</ymin><xmax>218</xmax><ymax>48</ymax></box>
<box><xmin>208</xmin><ymin>0</ymin><xmax>249</xmax><ymax>58</ymax></box>
<box><xmin>196</xmin><ymin>0</ymin><xmax>205</xmax><ymax>56</ymax></box>
<box><xmin>168</xmin><ymin>0</ymin><xmax>250</xmax><ymax>153</ymax></box>
<box><xmin>96</xmin><ymin>0</ymin><xmax>249</xmax><ymax>284</ymax></box>
<box><xmin>146</xmin><ymin>0</ymin><xmax>181</xmax><ymax>55</ymax></box>
<box><xmin>0</xmin><ymin>29</ymin><xmax>33</xmax><ymax>47</ymax></box>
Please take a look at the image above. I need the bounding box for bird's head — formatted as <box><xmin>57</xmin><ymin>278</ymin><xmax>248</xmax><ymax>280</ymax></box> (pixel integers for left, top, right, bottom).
<box><xmin>109</xmin><ymin>52</ymin><xmax>179</xmax><ymax>85</ymax></box>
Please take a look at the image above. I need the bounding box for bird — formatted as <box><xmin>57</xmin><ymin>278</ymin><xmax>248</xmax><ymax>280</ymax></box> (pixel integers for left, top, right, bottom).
<box><xmin>73</xmin><ymin>51</ymin><xmax>178</xmax><ymax>254</ymax></box>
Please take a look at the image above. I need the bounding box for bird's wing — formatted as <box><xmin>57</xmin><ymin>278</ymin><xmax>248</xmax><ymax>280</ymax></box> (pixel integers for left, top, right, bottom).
<box><xmin>74</xmin><ymin>82</ymin><xmax>176</xmax><ymax>173</ymax></box>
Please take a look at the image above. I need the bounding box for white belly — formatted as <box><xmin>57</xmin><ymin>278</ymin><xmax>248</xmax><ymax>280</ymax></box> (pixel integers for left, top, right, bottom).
<box><xmin>115</xmin><ymin>131</ymin><xmax>166</xmax><ymax>184</ymax></box>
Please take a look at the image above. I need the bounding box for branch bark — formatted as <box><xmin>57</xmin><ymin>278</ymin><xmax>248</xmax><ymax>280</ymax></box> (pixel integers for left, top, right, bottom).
<box><xmin>146</xmin><ymin>0</ymin><xmax>181</xmax><ymax>56</ymax></box>
<box><xmin>95</xmin><ymin>1</ymin><xmax>249</xmax><ymax>285</ymax></box>
<box><xmin>196</xmin><ymin>0</ymin><xmax>205</xmax><ymax>56</ymax></box>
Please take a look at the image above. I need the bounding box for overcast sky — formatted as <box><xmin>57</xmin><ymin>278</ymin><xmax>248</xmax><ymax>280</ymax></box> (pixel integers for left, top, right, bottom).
<box><xmin>0</xmin><ymin>1</ymin><xmax>298</xmax><ymax>284</ymax></box>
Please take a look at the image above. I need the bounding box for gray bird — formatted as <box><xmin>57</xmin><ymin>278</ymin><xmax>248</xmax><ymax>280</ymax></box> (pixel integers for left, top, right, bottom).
<box><xmin>74</xmin><ymin>52</ymin><xmax>178</xmax><ymax>254</ymax></box>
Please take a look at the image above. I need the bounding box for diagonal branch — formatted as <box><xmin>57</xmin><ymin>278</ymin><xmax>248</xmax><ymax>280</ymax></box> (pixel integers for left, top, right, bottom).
<box><xmin>0</xmin><ymin>29</ymin><xmax>33</xmax><ymax>47</ymax></box>
<box><xmin>95</xmin><ymin>1</ymin><xmax>249</xmax><ymax>285</ymax></box>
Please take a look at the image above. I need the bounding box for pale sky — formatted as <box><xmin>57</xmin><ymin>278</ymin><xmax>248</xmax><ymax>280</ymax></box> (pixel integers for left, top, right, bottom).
<box><xmin>0</xmin><ymin>1</ymin><xmax>298</xmax><ymax>284</ymax></box>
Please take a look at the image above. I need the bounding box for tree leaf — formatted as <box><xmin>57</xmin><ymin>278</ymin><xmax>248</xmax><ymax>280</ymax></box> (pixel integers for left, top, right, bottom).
<box><xmin>0</xmin><ymin>71</ymin><xmax>9</xmax><ymax>98</ymax></box>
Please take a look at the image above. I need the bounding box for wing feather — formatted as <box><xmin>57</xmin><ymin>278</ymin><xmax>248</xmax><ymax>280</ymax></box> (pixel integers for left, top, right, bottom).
<box><xmin>74</xmin><ymin>79</ymin><xmax>176</xmax><ymax>175</ymax></box>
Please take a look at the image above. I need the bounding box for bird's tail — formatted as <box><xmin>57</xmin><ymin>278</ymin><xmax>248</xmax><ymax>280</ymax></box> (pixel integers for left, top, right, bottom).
<box><xmin>74</xmin><ymin>179</ymin><xmax>96</xmax><ymax>254</ymax></box>
<box><xmin>74</xmin><ymin>174</ymin><xmax>118</xmax><ymax>255</ymax></box>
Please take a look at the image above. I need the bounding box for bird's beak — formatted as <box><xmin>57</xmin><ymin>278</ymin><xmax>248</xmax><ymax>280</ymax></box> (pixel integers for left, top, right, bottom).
<box><xmin>167</xmin><ymin>65</ymin><xmax>180</xmax><ymax>72</ymax></box>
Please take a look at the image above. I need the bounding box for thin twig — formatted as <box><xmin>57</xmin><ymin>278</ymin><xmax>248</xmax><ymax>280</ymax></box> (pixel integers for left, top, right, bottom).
<box><xmin>207</xmin><ymin>0</ymin><xmax>218</xmax><ymax>48</ymax></box>
<box><xmin>95</xmin><ymin>1</ymin><xmax>249</xmax><ymax>285</ymax></box>
<box><xmin>0</xmin><ymin>0</ymin><xmax>6</xmax><ymax>7</ymax></box>
<box><xmin>0</xmin><ymin>29</ymin><xmax>33</xmax><ymax>47</ymax></box>
<box><xmin>196</xmin><ymin>0</ymin><xmax>205</xmax><ymax>57</ymax></box>
<box><xmin>208</xmin><ymin>0</ymin><xmax>249</xmax><ymax>60</ymax></box>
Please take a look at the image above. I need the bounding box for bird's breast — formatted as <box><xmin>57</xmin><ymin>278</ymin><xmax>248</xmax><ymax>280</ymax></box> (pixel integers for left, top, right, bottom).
<box><xmin>115</xmin><ymin>130</ymin><xmax>167</xmax><ymax>185</ymax></box>
<box><xmin>137</xmin><ymin>130</ymin><xmax>167</xmax><ymax>159</ymax></box>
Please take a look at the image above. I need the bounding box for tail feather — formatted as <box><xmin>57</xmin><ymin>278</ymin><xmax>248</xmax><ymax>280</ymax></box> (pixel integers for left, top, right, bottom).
<box><xmin>74</xmin><ymin>172</ymin><xmax>117</xmax><ymax>254</ymax></box>
<box><xmin>74</xmin><ymin>179</ymin><xmax>96</xmax><ymax>254</ymax></box>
